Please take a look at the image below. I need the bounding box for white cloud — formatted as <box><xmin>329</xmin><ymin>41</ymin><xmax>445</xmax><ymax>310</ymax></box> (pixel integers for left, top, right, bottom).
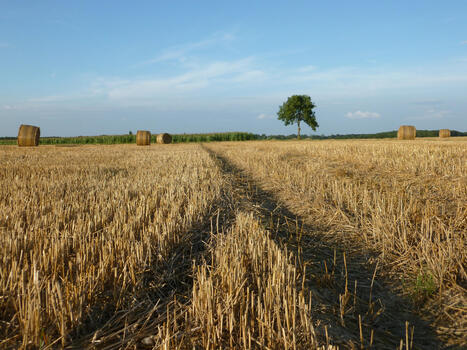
<box><xmin>15</xmin><ymin>56</ymin><xmax>267</xmax><ymax>112</ymax></box>
<box><xmin>425</xmin><ymin>109</ymin><xmax>450</xmax><ymax>119</ymax></box>
<box><xmin>284</xmin><ymin>63</ymin><xmax>467</xmax><ymax>98</ymax></box>
<box><xmin>17</xmin><ymin>37</ymin><xmax>467</xmax><ymax>114</ymax></box>
<box><xmin>2</xmin><ymin>104</ymin><xmax>17</xmax><ymax>110</ymax></box>
<box><xmin>100</xmin><ymin>58</ymin><xmax>260</xmax><ymax>101</ymax></box>
<box><xmin>408</xmin><ymin>108</ymin><xmax>451</xmax><ymax>121</ymax></box>
<box><xmin>230</xmin><ymin>70</ymin><xmax>266</xmax><ymax>83</ymax></box>
<box><xmin>428</xmin><ymin>109</ymin><xmax>449</xmax><ymax>118</ymax></box>
<box><xmin>411</xmin><ymin>100</ymin><xmax>442</xmax><ymax>106</ymax></box>
<box><xmin>345</xmin><ymin>110</ymin><xmax>381</xmax><ymax>119</ymax></box>
<box><xmin>297</xmin><ymin>65</ymin><xmax>317</xmax><ymax>72</ymax></box>
<box><xmin>139</xmin><ymin>32</ymin><xmax>235</xmax><ymax>66</ymax></box>
<box><xmin>257</xmin><ymin>113</ymin><xmax>274</xmax><ymax>120</ymax></box>
<box><xmin>28</xmin><ymin>94</ymin><xmax>89</xmax><ymax>103</ymax></box>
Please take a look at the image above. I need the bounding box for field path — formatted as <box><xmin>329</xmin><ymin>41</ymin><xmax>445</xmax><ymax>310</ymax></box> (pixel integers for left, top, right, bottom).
<box><xmin>201</xmin><ymin>143</ymin><xmax>443</xmax><ymax>349</ymax></box>
<box><xmin>3</xmin><ymin>142</ymin><xmax>462</xmax><ymax>349</ymax></box>
<box><xmin>64</xmin><ymin>146</ymin><xmax>241</xmax><ymax>349</ymax></box>
<box><xmin>67</xmin><ymin>142</ymin><xmax>452</xmax><ymax>349</ymax></box>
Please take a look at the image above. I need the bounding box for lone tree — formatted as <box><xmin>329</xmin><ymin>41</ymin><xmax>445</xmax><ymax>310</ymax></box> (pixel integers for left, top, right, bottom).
<box><xmin>277</xmin><ymin>95</ymin><xmax>318</xmax><ymax>139</ymax></box>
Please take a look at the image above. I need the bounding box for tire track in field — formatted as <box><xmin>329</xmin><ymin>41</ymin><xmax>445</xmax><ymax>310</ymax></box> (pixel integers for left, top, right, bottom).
<box><xmin>73</xmin><ymin>143</ymin><xmax>444</xmax><ymax>349</ymax></box>
<box><xmin>68</xmin><ymin>147</ymin><xmax>238</xmax><ymax>349</ymax></box>
<box><xmin>202</xmin><ymin>144</ymin><xmax>443</xmax><ymax>349</ymax></box>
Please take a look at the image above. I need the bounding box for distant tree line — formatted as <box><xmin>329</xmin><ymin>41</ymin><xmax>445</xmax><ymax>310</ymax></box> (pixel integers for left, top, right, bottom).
<box><xmin>0</xmin><ymin>132</ymin><xmax>257</xmax><ymax>145</ymax></box>
<box><xmin>1</xmin><ymin>130</ymin><xmax>466</xmax><ymax>145</ymax></box>
<box><xmin>256</xmin><ymin>129</ymin><xmax>467</xmax><ymax>140</ymax></box>
<box><xmin>172</xmin><ymin>132</ymin><xmax>256</xmax><ymax>143</ymax></box>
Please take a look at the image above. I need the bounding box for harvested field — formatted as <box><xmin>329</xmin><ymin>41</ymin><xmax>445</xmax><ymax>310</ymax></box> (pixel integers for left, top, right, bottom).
<box><xmin>0</xmin><ymin>144</ymin><xmax>225</xmax><ymax>348</ymax></box>
<box><xmin>0</xmin><ymin>139</ymin><xmax>465</xmax><ymax>349</ymax></box>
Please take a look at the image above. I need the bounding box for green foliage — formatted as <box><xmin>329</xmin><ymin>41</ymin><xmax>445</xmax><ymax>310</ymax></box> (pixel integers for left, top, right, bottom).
<box><xmin>277</xmin><ymin>95</ymin><xmax>318</xmax><ymax>139</ymax></box>
<box><xmin>38</xmin><ymin>134</ymin><xmax>137</xmax><ymax>145</ymax></box>
<box><xmin>0</xmin><ymin>137</ymin><xmax>16</xmax><ymax>145</ymax></box>
<box><xmin>1</xmin><ymin>129</ymin><xmax>466</xmax><ymax>145</ymax></box>
<box><xmin>408</xmin><ymin>271</ymin><xmax>437</xmax><ymax>304</ymax></box>
<box><xmin>400</xmin><ymin>269</ymin><xmax>437</xmax><ymax>305</ymax></box>
<box><xmin>415</xmin><ymin>271</ymin><xmax>436</xmax><ymax>296</ymax></box>
<box><xmin>0</xmin><ymin>132</ymin><xmax>258</xmax><ymax>145</ymax></box>
<box><xmin>171</xmin><ymin>132</ymin><xmax>256</xmax><ymax>143</ymax></box>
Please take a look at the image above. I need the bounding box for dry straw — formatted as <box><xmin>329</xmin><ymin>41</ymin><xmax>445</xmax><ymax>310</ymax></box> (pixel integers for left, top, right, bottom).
<box><xmin>397</xmin><ymin>125</ymin><xmax>416</xmax><ymax>140</ymax></box>
<box><xmin>210</xmin><ymin>140</ymin><xmax>467</xmax><ymax>347</ymax></box>
<box><xmin>17</xmin><ymin>124</ymin><xmax>40</xmax><ymax>147</ymax></box>
<box><xmin>439</xmin><ymin>129</ymin><xmax>450</xmax><ymax>138</ymax></box>
<box><xmin>157</xmin><ymin>133</ymin><xmax>172</xmax><ymax>144</ymax></box>
<box><xmin>136</xmin><ymin>130</ymin><xmax>151</xmax><ymax>146</ymax></box>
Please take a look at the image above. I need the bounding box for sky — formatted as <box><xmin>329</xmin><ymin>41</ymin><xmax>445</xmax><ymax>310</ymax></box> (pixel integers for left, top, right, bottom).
<box><xmin>1</xmin><ymin>1</ymin><xmax>467</xmax><ymax>137</ymax></box>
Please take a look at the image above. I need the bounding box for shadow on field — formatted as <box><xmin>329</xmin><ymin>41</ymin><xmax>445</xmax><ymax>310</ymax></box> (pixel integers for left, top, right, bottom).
<box><xmin>202</xmin><ymin>144</ymin><xmax>443</xmax><ymax>350</ymax></box>
<box><xmin>68</xmin><ymin>167</ymin><xmax>237</xmax><ymax>348</ymax></box>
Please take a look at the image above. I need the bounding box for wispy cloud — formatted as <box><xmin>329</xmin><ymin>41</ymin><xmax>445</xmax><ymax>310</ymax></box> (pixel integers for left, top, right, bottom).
<box><xmin>99</xmin><ymin>58</ymin><xmax>261</xmax><ymax>101</ymax></box>
<box><xmin>409</xmin><ymin>108</ymin><xmax>451</xmax><ymax>121</ymax></box>
<box><xmin>230</xmin><ymin>70</ymin><xmax>266</xmax><ymax>82</ymax></box>
<box><xmin>427</xmin><ymin>109</ymin><xmax>450</xmax><ymax>118</ymax></box>
<box><xmin>28</xmin><ymin>94</ymin><xmax>91</xmax><ymax>103</ymax></box>
<box><xmin>410</xmin><ymin>100</ymin><xmax>443</xmax><ymax>106</ymax></box>
<box><xmin>462</xmin><ymin>40</ymin><xmax>467</xmax><ymax>45</ymax></box>
<box><xmin>17</xmin><ymin>56</ymin><xmax>265</xmax><ymax>111</ymax></box>
<box><xmin>49</xmin><ymin>18</ymin><xmax>81</xmax><ymax>31</ymax></box>
<box><xmin>284</xmin><ymin>62</ymin><xmax>467</xmax><ymax>97</ymax></box>
<box><xmin>2</xmin><ymin>104</ymin><xmax>17</xmax><ymax>110</ymax></box>
<box><xmin>138</xmin><ymin>32</ymin><xmax>235</xmax><ymax>66</ymax></box>
<box><xmin>345</xmin><ymin>110</ymin><xmax>380</xmax><ymax>119</ymax></box>
<box><xmin>18</xmin><ymin>36</ymin><xmax>467</xmax><ymax>113</ymax></box>
<box><xmin>0</xmin><ymin>42</ymin><xmax>9</xmax><ymax>48</ymax></box>
<box><xmin>297</xmin><ymin>65</ymin><xmax>317</xmax><ymax>72</ymax></box>
<box><xmin>257</xmin><ymin>113</ymin><xmax>274</xmax><ymax>120</ymax></box>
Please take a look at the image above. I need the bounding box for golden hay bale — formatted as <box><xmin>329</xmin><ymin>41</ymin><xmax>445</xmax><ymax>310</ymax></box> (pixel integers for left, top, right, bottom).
<box><xmin>17</xmin><ymin>124</ymin><xmax>40</xmax><ymax>147</ymax></box>
<box><xmin>136</xmin><ymin>130</ymin><xmax>151</xmax><ymax>146</ymax></box>
<box><xmin>157</xmin><ymin>133</ymin><xmax>172</xmax><ymax>144</ymax></box>
<box><xmin>397</xmin><ymin>125</ymin><xmax>416</xmax><ymax>140</ymax></box>
<box><xmin>439</xmin><ymin>129</ymin><xmax>450</xmax><ymax>138</ymax></box>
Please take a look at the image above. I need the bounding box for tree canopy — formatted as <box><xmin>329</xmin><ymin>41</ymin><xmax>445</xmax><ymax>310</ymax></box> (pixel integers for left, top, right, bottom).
<box><xmin>277</xmin><ymin>95</ymin><xmax>318</xmax><ymax>139</ymax></box>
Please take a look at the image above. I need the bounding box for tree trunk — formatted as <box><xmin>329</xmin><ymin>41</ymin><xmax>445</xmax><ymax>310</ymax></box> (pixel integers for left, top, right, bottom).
<box><xmin>297</xmin><ymin>120</ymin><xmax>301</xmax><ymax>140</ymax></box>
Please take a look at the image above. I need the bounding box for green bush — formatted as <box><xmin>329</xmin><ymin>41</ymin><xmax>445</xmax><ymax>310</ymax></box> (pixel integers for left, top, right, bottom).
<box><xmin>1</xmin><ymin>129</ymin><xmax>466</xmax><ymax>145</ymax></box>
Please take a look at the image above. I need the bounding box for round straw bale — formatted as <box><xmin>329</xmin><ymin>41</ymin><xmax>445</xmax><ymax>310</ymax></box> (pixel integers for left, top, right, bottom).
<box><xmin>397</xmin><ymin>125</ymin><xmax>416</xmax><ymax>140</ymax></box>
<box><xmin>136</xmin><ymin>130</ymin><xmax>151</xmax><ymax>146</ymax></box>
<box><xmin>439</xmin><ymin>129</ymin><xmax>450</xmax><ymax>138</ymax></box>
<box><xmin>17</xmin><ymin>124</ymin><xmax>40</xmax><ymax>147</ymax></box>
<box><xmin>157</xmin><ymin>133</ymin><xmax>172</xmax><ymax>144</ymax></box>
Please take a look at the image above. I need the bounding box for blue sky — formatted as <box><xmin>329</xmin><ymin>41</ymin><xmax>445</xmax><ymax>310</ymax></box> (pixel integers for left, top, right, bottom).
<box><xmin>1</xmin><ymin>1</ymin><xmax>467</xmax><ymax>137</ymax></box>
